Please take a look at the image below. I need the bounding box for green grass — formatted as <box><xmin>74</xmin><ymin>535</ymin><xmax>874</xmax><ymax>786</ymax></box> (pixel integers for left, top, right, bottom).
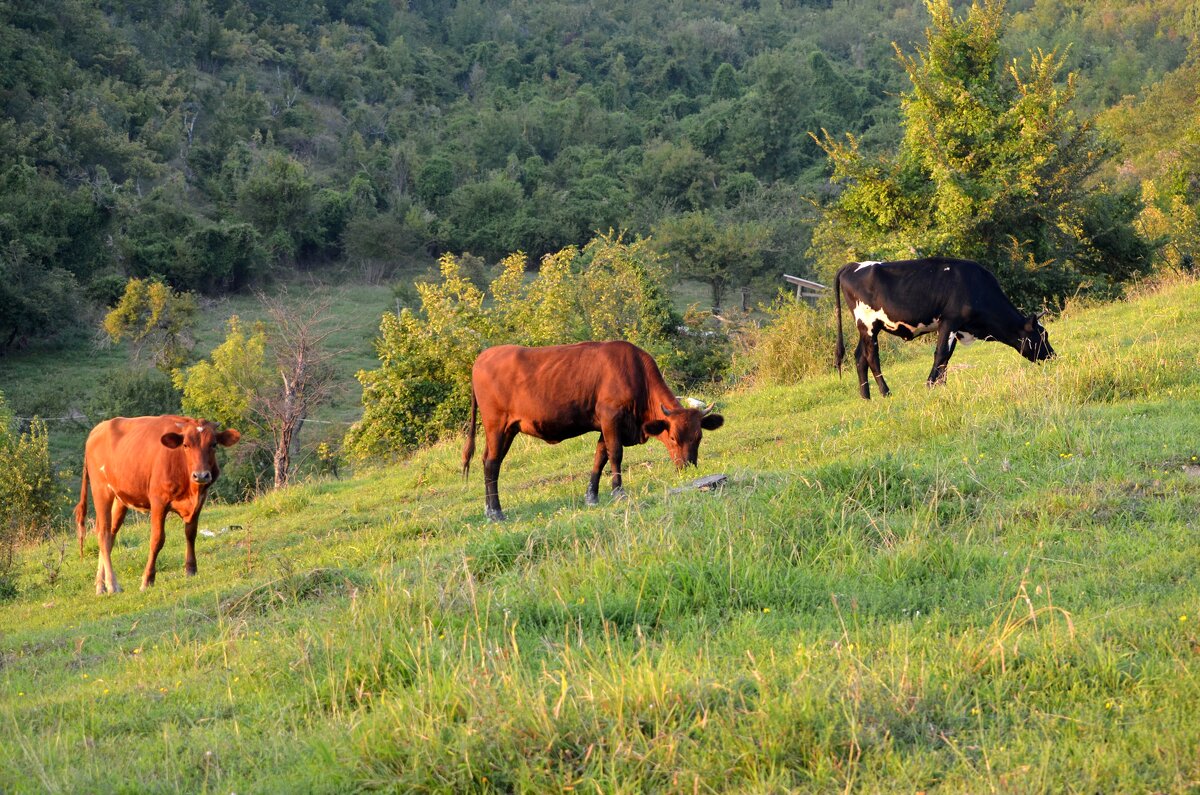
<box><xmin>3</xmin><ymin>274</ymin><xmax>1200</xmax><ymax>792</ymax></box>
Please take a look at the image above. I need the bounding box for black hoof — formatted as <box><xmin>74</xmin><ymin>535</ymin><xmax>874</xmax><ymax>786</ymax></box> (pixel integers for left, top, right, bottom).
<box><xmin>585</xmin><ymin>492</ymin><xmax>599</xmax><ymax>507</ymax></box>
<box><xmin>611</xmin><ymin>488</ymin><xmax>627</xmax><ymax>501</ymax></box>
<box><xmin>485</xmin><ymin>508</ymin><xmax>507</xmax><ymax>522</ymax></box>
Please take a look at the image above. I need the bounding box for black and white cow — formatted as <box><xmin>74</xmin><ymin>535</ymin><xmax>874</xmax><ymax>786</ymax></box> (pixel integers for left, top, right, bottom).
<box><xmin>835</xmin><ymin>257</ymin><xmax>1054</xmax><ymax>399</ymax></box>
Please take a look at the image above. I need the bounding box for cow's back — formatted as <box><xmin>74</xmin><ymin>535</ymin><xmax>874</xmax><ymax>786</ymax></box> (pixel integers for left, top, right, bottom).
<box><xmin>842</xmin><ymin>257</ymin><xmax>1020</xmax><ymax>321</ymax></box>
<box><xmin>85</xmin><ymin>416</ymin><xmax>186</xmax><ymax>507</ymax></box>
<box><xmin>473</xmin><ymin>342</ymin><xmax>655</xmax><ymax>442</ymax></box>
<box><xmin>475</xmin><ymin>341</ymin><xmax>647</xmax><ymax>408</ymax></box>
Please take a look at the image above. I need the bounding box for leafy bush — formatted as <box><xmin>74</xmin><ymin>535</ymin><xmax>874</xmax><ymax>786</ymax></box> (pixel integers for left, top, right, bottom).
<box><xmin>86</xmin><ymin>367</ymin><xmax>182</xmax><ymax>421</ymax></box>
<box><xmin>663</xmin><ymin>305</ymin><xmax>736</xmax><ymax>388</ymax></box>
<box><xmin>174</xmin><ymin>315</ymin><xmax>273</xmax><ymax>500</ymax></box>
<box><xmin>0</xmin><ymin>393</ymin><xmax>56</xmax><ymax>598</ymax></box>
<box><xmin>345</xmin><ymin>254</ymin><xmax>496</xmax><ymax>460</ymax></box>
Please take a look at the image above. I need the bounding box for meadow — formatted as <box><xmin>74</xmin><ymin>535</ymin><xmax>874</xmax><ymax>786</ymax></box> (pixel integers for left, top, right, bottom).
<box><xmin>2</xmin><ymin>274</ymin><xmax>1200</xmax><ymax>792</ymax></box>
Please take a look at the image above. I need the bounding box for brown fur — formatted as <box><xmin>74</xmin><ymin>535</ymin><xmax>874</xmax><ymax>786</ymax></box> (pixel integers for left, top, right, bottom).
<box><xmin>462</xmin><ymin>341</ymin><xmax>724</xmax><ymax>520</ymax></box>
<box><xmin>75</xmin><ymin>415</ymin><xmax>239</xmax><ymax>594</ymax></box>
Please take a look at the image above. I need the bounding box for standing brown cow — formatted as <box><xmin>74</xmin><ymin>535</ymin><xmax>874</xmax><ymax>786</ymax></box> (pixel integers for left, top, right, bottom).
<box><xmin>462</xmin><ymin>341</ymin><xmax>725</xmax><ymax>520</ymax></box>
<box><xmin>75</xmin><ymin>416</ymin><xmax>240</xmax><ymax>594</ymax></box>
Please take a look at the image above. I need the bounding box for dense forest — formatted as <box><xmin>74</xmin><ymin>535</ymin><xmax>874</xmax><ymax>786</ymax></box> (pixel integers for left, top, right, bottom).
<box><xmin>3</xmin><ymin>0</ymin><xmax>1199</xmax><ymax>353</ymax></box>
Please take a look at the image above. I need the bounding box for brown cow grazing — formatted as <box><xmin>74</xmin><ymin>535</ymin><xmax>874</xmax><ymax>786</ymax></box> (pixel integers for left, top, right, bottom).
<box><xmin>75</xmin><ymin>416</ymin><xmax>240</xmax><ymax>594</ymax></box>
<box><xmin>462</xmin><ymin>341</ymin><xmax>725</xmax><ymax>520</ymax></box>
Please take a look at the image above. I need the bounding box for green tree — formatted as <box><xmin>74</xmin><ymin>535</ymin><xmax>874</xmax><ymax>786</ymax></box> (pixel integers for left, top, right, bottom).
<box><xmin>654</xmin><ymin>211</ymin><xmax>770</xmax><ymax>309</ymax></box>
<box><xmin>236</xmin><ymin>150</ymin><xmax>316</xmax><ymax>265</ymax></box>
<box><xmin>175</xmin><ymin>316</ymin><xmax>270</xmax><ymax>432</ymax></box>
<box><xmin>811</xmin><ymin>0</ymin><xmax>1147</xmax><ymax>306</ymax></box>
<box><xmin>103</xmin><ymin>278</ymin><xmax>198</xmax><ymax>372</ymax></box>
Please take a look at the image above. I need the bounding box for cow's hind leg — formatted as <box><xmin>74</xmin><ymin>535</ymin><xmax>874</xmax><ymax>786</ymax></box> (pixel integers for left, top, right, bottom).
<box><xmin>140</xmin><ymin>502</ymin><xmax>168</xmax><ymax>590</ymax></box>
<box><xmin>586</xmin><ymin>438</ymin><xmax>608</xmax><ymax>507</ymax></box>
<box><xmin>110</xmin><ymin>501</ymin><xmax>127</xmax><ymax>535</ymax></box>
<box><xmin>854</xmin><ymin>333</ymin><xmax>871</xmax><ymax>400</ymax></box>
<box><xmin>927</xmin><ymin>325</ymin><xmax>957</xmax><ymax>386</ymax></box>
<box><xmin>96</xmin><ymin>526</ymin><xmax>121</xmax><ymax>595</ymax></box>
<box><xmin>866</xmin><ymin>330</ymin><xmax>890</xmax><ymax>397</ymax></box>
<box><xmin>91</xmin><ymin>486</ymin><xmax>121</xmax><ymax>595</ymax></box>
<box><xmin>482</xmin><ymin>423</ymin><xmax>518</xmax><ymax>521</ymax></box>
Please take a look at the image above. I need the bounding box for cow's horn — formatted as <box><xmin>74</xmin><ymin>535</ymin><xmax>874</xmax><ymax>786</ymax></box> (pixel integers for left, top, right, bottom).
<box><xmin>1034</xmin><ymin>309</ymin><xmax>1048</xmax><ymax>320</ymax></box>
<box><xmin>661</xmin><ymin>403</ymin><xmax>675</xmax><ymax>416</ymax></box>
<box><xmin>702</xmin><ymin>402</ymin><xmax>717</xmax><ymax>416</ymax></box>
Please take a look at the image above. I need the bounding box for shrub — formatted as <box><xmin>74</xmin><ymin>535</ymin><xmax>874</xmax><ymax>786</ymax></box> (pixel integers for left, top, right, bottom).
<box><xmin>345</xmin><ymin>254</ymin><xmax>495</xmax><ymax>461</ymax></box>
<box><xmin>87</xmin><ymin>367</ymin><xmax>182</xmax><ymax>421</ymax></box>
<box><xmin>745</xmin><ymin>294</ymin><xmax>837</xmax><ymax>386</ymax></box>
<box><xmin>0</xmin><ymin>393</ymin><xmax>56</xmax><ymax>598</ymax></box>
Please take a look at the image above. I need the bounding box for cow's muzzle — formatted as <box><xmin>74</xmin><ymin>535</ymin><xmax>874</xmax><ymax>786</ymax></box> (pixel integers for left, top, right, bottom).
<box><xmin>192</xmin><ymin>470</ymin><xmax>213</xmax><ymax>484</ymax></box>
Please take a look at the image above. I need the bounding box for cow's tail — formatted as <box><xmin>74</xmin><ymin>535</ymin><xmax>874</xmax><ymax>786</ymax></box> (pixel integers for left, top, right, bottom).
<box><xmin>74</xmin><ymin>461</ymin><xmax>89</xmax><ymax>558</ymax></box>
<box><xmin>461</xmin><ymin>387</ymin><xmax>478</xmax><ymax>482</ymax></box>
<box><xmin>834</xmin><ymin>265</ymin><xmax>846</xmax><ymax>376</ymax></box>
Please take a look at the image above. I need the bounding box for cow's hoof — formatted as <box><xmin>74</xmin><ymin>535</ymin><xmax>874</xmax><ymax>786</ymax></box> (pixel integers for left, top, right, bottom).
<box><xmin>585</xmin><ymin>493</ymin><xmax>599</xmax><ymax>507</ymax></box>
<box><xmin>140</xmin><ymin>580</ymin><xmax>153</xmax><ymax>591</ymax></box>
<box><xmin>485</xmin><ymin>508</ymin><xmax>507</xmax><ymax>522</ymax></box>
<box><xmin>612</xmin><ymin>488</ymin><xmax>627</xmax><ymax>501</ymax></box>
<box><xmin>96</xmin><ymin>583</ymin><xmax>106</xmax><ymax>596</ymax></box>
<box><xmin>185</xmin><ymin>567</ymin><xmax>197</xmax><ymax>577</ymax></box>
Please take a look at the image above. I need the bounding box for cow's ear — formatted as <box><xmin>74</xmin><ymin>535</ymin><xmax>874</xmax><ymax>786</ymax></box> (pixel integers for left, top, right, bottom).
<box><xmin>643</xmin><ymin>420</ymin><xmax>668</xmax><ymax>436</ymax></box>
<box><xmin>701</xmin><ymin>413</ymin><xmax>725</xmax><ymax>431</ymax></box>
<box><xmin>161</xmin><ymin>432</ymin><xmax>184</xmax><ymax>449</ymax></box>
<box><xmin>216</xmin><ymin>428</ymin><xmax>241</xmax><ymax>447</ymax></box>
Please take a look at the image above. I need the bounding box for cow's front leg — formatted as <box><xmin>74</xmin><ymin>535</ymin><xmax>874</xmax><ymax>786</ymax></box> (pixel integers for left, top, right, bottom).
<box><xmin>927</xmin><ymin>325</ymin><xmax>957</xmax><ymax>386</ymax></box>
<box><xmin>601</xmin><ymin>421</ymin><xmax>626</xmax><ymax>499</ymax></box>
<box><xmin>140</xmin><ymin>502</ymin><xmax>168</xmax><ymax>590</ymax></box>
<box><xmin>866</xmin><ymin>331</ymin><xmax>890</xmax><ymax>397</ymax></box>
<box><xmin>586</xmin><ymin>437</ymin><xmax>608</xmax><ymax>506</ymax></box>
<box><xmin>183</xmin><ymin>517</ymin><xmax>199</xmax><ymax>577</ymax></box>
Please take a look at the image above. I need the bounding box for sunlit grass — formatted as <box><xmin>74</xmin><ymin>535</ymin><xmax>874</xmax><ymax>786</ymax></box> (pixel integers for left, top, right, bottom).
<box><xmin>2</xmin><ymin>275</ymin><xmax>1200</xmax><ymax>791</ymax></box>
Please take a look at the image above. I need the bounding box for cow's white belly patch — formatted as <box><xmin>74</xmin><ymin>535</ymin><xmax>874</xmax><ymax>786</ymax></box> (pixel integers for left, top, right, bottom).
<box><xmin>853</xmin><ymin>302</ymin><xmax>937</xmax><ymax>335</ymax></box>
<box><xmin>955</xmin><ymin>331</ymin><xmax>977</xmax><ymax>346</ymax></box>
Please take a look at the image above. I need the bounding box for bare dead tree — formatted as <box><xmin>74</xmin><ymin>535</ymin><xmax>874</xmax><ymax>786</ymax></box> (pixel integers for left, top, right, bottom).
<box><xmin>253</xmin><ymin>290</ymin><xmax>342</xmax><ymax>489</ymax></box>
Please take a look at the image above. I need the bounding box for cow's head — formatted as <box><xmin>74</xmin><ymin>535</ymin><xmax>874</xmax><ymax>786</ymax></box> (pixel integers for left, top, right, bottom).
<box><xmin>1018</xmin><ymin>312</ymin><xmax>1055</xmax><ymax>362</ymax></box>
<box><xmin>644</xmin><ymin>402</ymin><xmax>725</xmax><ymax>468</ymax></box>
<box><xmin>161</xmin><ymin>422</ymin><xmax>241</xmax><ymax>485</ymax></box>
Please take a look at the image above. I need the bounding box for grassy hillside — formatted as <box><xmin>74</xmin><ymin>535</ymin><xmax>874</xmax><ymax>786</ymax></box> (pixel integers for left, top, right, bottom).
<box><xmin>2</xmin><ymin>274</ymin><xmax>1200</xmax><ymax>792</ymax></box>
<box><xmin>0</xmin><ymin>276</ymin><xmax>395</xmax><ymax>479</ymax></box>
